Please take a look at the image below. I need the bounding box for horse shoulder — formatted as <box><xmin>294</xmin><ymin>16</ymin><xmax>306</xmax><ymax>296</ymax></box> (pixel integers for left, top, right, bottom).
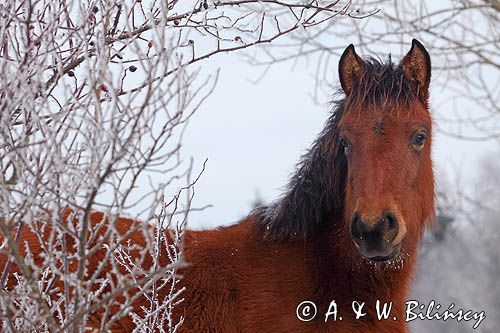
<box><xmin>174</xmin><ymin>220</ymin><xmax>253</xmax><ymax>332</ymax></box>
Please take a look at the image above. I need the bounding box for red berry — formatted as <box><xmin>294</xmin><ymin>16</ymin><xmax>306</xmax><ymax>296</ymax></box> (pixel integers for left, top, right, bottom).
<box><xmin>174</xmin><ymin>19</ymin><xmax>180</xmax><ymax>26</ymax></box>
<box><xmin>148</xmin><ymin>40</ymin><xmax>153</xmax><ymax>48</ymax></box>
<box><xmin>100</xmin><ymin>84</ymin><xmax>108</xmax><ymax>92</ymax></box>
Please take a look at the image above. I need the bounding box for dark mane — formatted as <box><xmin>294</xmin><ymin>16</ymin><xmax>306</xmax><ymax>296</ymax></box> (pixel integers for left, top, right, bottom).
<box><xmin>254</xmin><ymin>56</ymin><xmax>419</xmax><ymax>241</ymax></box>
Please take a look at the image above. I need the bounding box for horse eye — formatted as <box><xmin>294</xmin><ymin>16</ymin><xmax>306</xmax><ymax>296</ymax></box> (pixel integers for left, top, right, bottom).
<box><xmin>340</xmin><ymin>138</ymin><xmax>351</xmax><ymax>151</ymax></box>
<box><xmin>413</xmin><ymin>133</ymin><xmax>427</xmax><ymax>148</ymax></box>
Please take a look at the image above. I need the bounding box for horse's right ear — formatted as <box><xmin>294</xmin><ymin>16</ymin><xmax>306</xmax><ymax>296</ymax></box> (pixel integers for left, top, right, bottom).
<box><xmin>339</xmin><ymin>44</ymin><xmax>364</xmax><ymax>96</ymax></box>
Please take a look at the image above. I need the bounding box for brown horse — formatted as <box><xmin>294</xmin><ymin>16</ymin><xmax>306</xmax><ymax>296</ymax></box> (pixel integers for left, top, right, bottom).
<box><xmin>0</xmin><ymin>39</ymin><xmax>434</xmax><ymax>332</ymax></box>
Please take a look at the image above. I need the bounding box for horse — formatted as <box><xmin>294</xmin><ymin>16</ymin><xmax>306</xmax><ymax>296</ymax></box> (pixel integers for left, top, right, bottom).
<box><xmin>0</xmin><ymin>39</ymin><xmax>434</xmax><ymax>332</ymax></box>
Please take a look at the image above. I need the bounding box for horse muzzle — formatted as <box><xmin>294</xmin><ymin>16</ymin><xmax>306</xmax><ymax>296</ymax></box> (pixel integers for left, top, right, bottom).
<box><xmin>350</xmin><ymin>212</ymin><xmax>402</xmax><ymax>262</ymax></box>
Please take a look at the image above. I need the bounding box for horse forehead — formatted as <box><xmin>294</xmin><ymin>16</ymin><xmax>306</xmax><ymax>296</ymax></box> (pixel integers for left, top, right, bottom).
<box><xmin>342</xmin><ymin>111</ymin><xmax>408</xmax><ymax>134</ymax></box>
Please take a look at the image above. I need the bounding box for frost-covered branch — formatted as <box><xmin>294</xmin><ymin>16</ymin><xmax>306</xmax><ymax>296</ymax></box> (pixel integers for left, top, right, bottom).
<box><xmin>245</xmin><ymin>0</ymin><xmax>500</xmax><ymax>141</ymax></box>
<box><xmin>0</xmin><ymin>0</ymin><xmax>357</xmax><ymax>331</ymax></box>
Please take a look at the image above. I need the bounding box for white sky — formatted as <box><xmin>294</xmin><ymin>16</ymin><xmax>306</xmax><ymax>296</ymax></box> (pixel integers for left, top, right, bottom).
<box><xmin>180</xmin><ymin>48</ymin><xmax>498</xmax><ymax>229</ymax></box>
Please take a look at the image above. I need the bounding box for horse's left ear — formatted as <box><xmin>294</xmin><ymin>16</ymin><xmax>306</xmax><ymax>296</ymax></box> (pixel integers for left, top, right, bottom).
<box><xmin>402</xmin><ymin>39</ymin><xmax>431</xmax><ymax>98</ymax></box>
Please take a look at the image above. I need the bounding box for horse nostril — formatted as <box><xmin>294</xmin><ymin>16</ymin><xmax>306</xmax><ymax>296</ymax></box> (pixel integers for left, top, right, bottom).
<box><xmin>383</xmin><ymin>212</ymin><xmax>399</xmax><ymax>241</ymax></box>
